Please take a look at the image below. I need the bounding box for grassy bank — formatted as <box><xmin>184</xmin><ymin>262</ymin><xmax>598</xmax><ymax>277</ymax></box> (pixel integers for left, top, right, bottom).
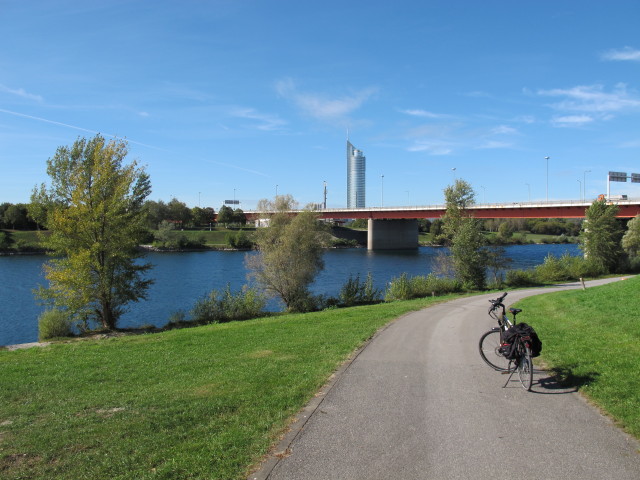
<box><xmin>513</xmin><ymin>276</ymin><xmax>640</xmax><ymax>438</ymax></box>
<box><xmin>0</xmin><ymin>295</ymin><xmax>455</xmax><ymax>480</ymax></box>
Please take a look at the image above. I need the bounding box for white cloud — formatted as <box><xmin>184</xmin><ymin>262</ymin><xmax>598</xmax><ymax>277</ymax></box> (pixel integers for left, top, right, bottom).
<box><xmin>407</xmin><ymin>140</ymin><xmax>453</xmax><ymax>155</ymax></box>
<box><xmin>601</xmin><ymin>47</ymin><xmax>640</xmax><ymax>61</ymax></box>
<box><xmin>491</xmin><ymin>125</ymin><xmax>518</xmax><ymax>135</ymax></box>
<box><xmin>538</xmin><ymin>84</ymin><xmax>640</xmax><ymax>113</ymax></box>
<box><xmin>476</xmin><ymin>140</ymin><xmax>513</xmax><ymax>149</ymax></box>
<box><xmin>0</xmin><ymin>83</ymin><xmax>43</xmax><ymax>102</ymax></box>
<box><xmin>400</xmin><ymin>109</ymin><xmax>449</xmax><ymax>119</ymax></box>
<box><xmin>276</xmin><ymin>78</ymin><xmax>376</xmax><ymax>121</ymax></box>
<box><xmin>229</xmin><ymin>107</ymin><xmax>286</xmax><ymax>131</ymax></box>
<box><xmin>551</xmin><ymin>115</ymin><xmax>595</xmax><ymax>127</ymax></box>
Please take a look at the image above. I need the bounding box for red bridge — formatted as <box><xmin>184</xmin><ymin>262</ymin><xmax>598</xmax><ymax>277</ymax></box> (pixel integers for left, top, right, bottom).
<box><xmin>310</xmin><ymin>199</ymin><xmax>640</xmax><ymax>220</ymax></box>
<box><xmin>245</xmin><ymin>199</ymin><xmax>640</xmax><ymax>250</ymax></box>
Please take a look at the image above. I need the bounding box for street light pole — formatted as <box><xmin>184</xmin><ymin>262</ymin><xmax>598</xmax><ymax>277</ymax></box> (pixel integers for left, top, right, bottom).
<box><xmin>544</xmin><ymin>156</ymin><xmax>550</xmax><ymax>202</ymax></box>
<box><xmin>525</xmin><ymin>183</ymin><xmax>531</xmax><ymax>202</ymax></box>
<box><xmin>381</xmin><ymin>175</ymin><xmax>384</xmax><ymax>207</ymax></box>
<box><xmin>577</xmin><ymin>179</ymin><xmax>582</xmax><ymax>201</ymax></box>
<box><xmin>480</xmin><ymin>185</ymin><xmax>486</xmax><ymax>204</ymax></box>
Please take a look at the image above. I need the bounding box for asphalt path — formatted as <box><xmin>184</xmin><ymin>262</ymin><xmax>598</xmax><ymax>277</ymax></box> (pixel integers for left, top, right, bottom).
<box><xmin>251</xmin><ymin>277</ymin><xmax>640</xmax><ymax>480</ymax></box>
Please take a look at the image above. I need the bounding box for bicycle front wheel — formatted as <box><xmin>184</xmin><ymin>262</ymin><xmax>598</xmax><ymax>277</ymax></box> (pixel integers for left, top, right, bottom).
<box><xmin>479</xmin><ymin>329</ymin><xmax>510</xmax><ymax>371</ymax></box>
<box><xmin>517</xmin><ymin>344</ymin><xmax>533</xmax><ymax>391</ymax></box>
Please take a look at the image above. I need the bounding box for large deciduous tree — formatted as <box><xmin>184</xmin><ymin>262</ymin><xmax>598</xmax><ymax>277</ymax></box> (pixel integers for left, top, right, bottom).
<box><xmin>31</xmin><ymin>134</ymin><xmax>153</xmax><ymax>330</ymax></box>
<box><xmin>442</xmin><ymin>179</ymin><xmax>487</xmax><ymax>289</ymax></box>
<box><xmin>580</xmin><ymin>198</ymin><xmax>625</xmax><ymax>274</ymax></box>
<box><xmin>247</xmin><ymin>195</ymin><xmax>329</xmax><ymax>312</ymax></box>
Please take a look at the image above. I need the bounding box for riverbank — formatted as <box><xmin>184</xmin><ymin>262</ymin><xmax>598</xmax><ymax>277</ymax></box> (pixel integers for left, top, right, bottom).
<box><xmin>0</xmin><ymin>244</ymin><xmax>588</xmax><ymax>347</ymax></box>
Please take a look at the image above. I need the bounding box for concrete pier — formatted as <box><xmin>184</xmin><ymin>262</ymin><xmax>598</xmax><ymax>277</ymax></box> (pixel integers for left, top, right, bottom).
<box><xmin>367</xmin><ymin>218</ymin><xmax>418</xmax><ymax>250</ymax></box>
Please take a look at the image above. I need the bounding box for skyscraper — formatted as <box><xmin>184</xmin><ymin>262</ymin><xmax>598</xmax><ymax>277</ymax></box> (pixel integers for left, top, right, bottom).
<box><xmin>347</xmin><ymin>140</ymin><xmax>366</xmax><ymax>208</ymax></box>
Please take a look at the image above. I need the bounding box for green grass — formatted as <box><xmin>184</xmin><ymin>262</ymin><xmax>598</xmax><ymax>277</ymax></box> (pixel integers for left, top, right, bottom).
<box><xmin>514</xmin><ymin>275</ymin><xmax>640</xmax><ymax>437</ymax></box>
<box><xmin>0</xmin><ymin>295</ymin><xmax>456</xmax><ymax>480</ymax></box>
<box><xmin>168</xmin><ymin>228</ymin><xmax>255</xmax><ymax>247</ymax></box>
<box><xmin>0</xmin><ymin>230</ymin><xmax>48</xmax><ymax>251</ymax></box>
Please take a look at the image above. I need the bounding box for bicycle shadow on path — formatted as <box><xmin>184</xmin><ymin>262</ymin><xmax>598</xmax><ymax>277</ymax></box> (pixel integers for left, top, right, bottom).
<box><xmin>530</xmin><ymin>366</ymin><xmax>599</xmax><ymax>395</ymax></box>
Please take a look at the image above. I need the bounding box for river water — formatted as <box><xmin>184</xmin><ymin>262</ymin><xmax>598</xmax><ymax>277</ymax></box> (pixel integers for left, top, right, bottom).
<box><xmin>0</xmin><ymin>244</ymin><xmax>580</xmax><ymax>346</ymax></box>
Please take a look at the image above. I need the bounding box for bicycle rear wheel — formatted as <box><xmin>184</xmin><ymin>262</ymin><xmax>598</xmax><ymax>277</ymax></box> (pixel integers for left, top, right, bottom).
<box><xmin>478</xmin><ymin>329</ymin><xmax>509</xmax><ymax>371</ymax></box>
<box><xmin>517</xmin><ymin>344</ymin><xmax>533</xmax><ymax>391</ymax></box>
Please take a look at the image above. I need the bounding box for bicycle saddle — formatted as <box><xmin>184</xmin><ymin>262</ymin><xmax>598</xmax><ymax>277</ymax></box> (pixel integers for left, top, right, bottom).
<box><xmin>509</xmin><ymin>308</ymin><xmax>522</xmax><ymax>315</ymax></box>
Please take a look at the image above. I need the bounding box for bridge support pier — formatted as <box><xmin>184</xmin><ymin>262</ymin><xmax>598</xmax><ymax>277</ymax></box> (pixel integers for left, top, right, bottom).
<box><xmin>367</xmin><ymin>218</ymin><xmax>418</xmax><ymax>250</ymax></box>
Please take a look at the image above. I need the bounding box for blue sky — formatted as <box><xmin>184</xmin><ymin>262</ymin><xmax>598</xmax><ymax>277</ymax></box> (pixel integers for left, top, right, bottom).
<box><xmin>1</xmin><ymin>0</ymin><xmax>639</xmax><ymax>210</ymax></box>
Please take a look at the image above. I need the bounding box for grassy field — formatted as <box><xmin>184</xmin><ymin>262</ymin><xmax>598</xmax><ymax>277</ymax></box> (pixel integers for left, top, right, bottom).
<box><xmin>0</xmin><ymin>228</ymin><xmax>253</xmax><ymax>251</ymax></box>
<box><xmin>171</xmin><ymin>228</ymin><xmax>256</xmax><ymax>247</ymax></box>
<box><xmin>0</xmin><ymin>295</ymin><xmax>455</xmax><ymax>480</ymax></box>
<box><xmin>514</xmin><ymin>276</ymin><xmax>640</xmax><ymax>438</ymax></box>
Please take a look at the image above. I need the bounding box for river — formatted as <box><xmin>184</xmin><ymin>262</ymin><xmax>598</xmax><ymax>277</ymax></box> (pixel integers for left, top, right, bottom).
<box><xmin>0</xmin><ymin>243</ymin><xmax>580</xmax><ymax>346</ymax></box>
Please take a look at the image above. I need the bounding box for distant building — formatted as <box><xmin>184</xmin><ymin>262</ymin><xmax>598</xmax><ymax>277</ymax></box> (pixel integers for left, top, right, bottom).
<box><xmin>347</xmin><ymin>140</ymin><xmax>366</xmax><ymax>208</ymax></box>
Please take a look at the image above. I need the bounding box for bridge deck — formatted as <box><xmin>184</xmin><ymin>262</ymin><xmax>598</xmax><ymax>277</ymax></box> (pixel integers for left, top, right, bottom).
<box><xmin>245</xmin><ymin>199</ymin><xmax>640</xmax><ymax>220</ymax></box>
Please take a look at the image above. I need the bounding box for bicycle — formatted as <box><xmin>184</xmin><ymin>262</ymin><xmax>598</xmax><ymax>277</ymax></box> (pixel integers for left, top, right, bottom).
<box><xmin>478</xmin><ymin>292</ymin><xmax>534</xmax><ymax>391</ymax></box>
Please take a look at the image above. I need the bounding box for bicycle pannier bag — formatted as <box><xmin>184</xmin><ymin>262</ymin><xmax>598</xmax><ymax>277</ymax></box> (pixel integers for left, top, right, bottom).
<box><xmin>501</xmin><ymin>323</ymin><xmax>542</xmax><ymax>358</ymax></box>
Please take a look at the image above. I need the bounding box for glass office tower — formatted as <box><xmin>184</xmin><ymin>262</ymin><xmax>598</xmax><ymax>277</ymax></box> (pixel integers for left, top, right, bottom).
<box><xmin>347</xmin><ymin>141</ymin><xmax>366</xmax><ymax>208</ymax></box>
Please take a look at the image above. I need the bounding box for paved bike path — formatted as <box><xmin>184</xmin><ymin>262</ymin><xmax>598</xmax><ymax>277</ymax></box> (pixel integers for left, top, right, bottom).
<box><xmin>251</xmin><ymin>277</ymin><xmax>640</xmax><ymax>480</ymax></box>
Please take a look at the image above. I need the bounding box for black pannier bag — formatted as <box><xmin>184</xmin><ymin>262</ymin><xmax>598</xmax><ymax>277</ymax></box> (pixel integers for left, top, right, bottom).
<box><xmin>499</xmin><ymin>323</ymin><xmax>542</xmax><ymax>359</ymax></box>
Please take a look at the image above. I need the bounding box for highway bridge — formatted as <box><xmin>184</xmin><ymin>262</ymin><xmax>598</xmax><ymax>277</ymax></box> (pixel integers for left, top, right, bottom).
<box><xmin>245</xmin><ymin>198</ymin><xmax>640</xmax><ymax>250</ymax></box>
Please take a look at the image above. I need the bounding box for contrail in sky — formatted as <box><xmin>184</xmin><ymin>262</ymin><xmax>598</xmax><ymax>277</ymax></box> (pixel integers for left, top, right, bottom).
<box><xmin>0</xmin><ymin>107</ymin><xmax>271</xmax><ymax>177</ymax></box>
<box><xmin>0</xmin><ymin>108</ymin><xmax>164</xmax><ymax>150</ymax></box>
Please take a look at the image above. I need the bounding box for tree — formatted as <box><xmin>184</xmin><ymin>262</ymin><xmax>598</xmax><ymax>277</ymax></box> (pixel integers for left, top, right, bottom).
<box><xmin>143</xmin><ymin>200</ymin><xmax>169</xmax><ymax>229</ymax></box>
<box><xmin>497</xmin><ymin>221</ymin><xmax>514</xmax><ymax>242</ymax></box>
<box><xmin>622</xmin><ymin>214</ymin><xmax>640</xmax><ymax>258</ymax></box>
<box><xmin>579</xmin><ymin>198</ymin><xmax>625</xmax><ymax>274</ymax></box>
<box><xmin>191</xmin><ymin>206</ymin><xmax>215</xmax><ymax>228</ymax></box>
<box><xmin>247</xmin><ymin>196</ymin><xmax>329</xmax><ymax>312</ymax></box>
<box><xmin>217</xmin><ymin>205</ymin><xmax>234</xmax><ymax>226</ymax></box>
<box><xmin>442</xmin><ymin>179</ymin><xmax>487</xmax><ymax>289</ymax></box>
<box><xmin>418</xmin><ymin>219</ymin><xmax>432</xmax><ymax>233</ymax></box>
<box><xmin>3</xmin><ymin>204</ymin><xmax>27</xmax><ymax>229</ymax></box>
<box><xmin>233</xmin><ymin>208</ymin><xmax>246</xmax><ymax>225</ymax></box>
<box><xmin>167</xmin><ymin>198</ymin><xmax>192</xmax><ymax>227</ymax></box>
<box><xmin>31</xmin><ymin>134</ymin><xmax>153</xmax><ymax>330</ymax></box>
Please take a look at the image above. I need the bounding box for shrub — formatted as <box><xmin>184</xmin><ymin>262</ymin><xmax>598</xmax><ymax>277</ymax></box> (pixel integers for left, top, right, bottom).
<box><xmin>534</xmin><ymin>254</ymin><xmax>572</xmax><ymax>282</ymax></box>
<box><xmin>533</xmin><ymin>253</ymin><xmax>600</xmax><ymax>282</ymax></box>
<box><xmin>226</xmin><ymin>230</ymin><xmax>253</xmax><ymax>249</ymax></box>
<box><xmin>505</xmin><ymin>269</ymin><xmax>537</xmax><ymax>287</ymax></box>
<box><xmin>385</xmin><ymin>273</ymin><xmax>412</xmax><ymax>301</ymax></box>
<box><xmin>190</xmin><ymin>284</ymin><xmax>266</xmax><ymax>324</ymax></box>
<box><xmin>38</xmin><ymin>309</ymin><xmax>73</xmax><ymax>340</ymax></box>
<box><xmin>0</xmin><ymin>231</ymin><xmax>13</xmax><ymax>249</ymax></box>
<box><xmin>339</xmin><ymin>273</ymin><xmax>382</xmax><ymax>306</ymax></box>
<box><xmin>385</xmin><ymin>273</ymin><xmax>461</xmax><ymax>301</ymax></box>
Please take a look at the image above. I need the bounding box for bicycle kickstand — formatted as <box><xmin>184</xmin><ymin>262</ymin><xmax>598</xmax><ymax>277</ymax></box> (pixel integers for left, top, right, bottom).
<box><xmin>502</xmin><ymin>363</ymin><xmax>517</xmax><ymax>388</ymax></box>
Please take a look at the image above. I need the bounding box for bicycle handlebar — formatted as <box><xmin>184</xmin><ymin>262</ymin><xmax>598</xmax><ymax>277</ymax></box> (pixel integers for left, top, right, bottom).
<box><xmin>488</xmin><ymin>292</ymin><xmax>508</xmax><ymax>314</ymax></box>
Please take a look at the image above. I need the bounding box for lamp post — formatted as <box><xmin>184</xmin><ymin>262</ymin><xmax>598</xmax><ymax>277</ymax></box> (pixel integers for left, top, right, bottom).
<box><xmin>198</xmin><ymin>192</ymin><xmax>201</xmax><ymax>208</ymax></box>
<box><xmin>480</xmin><ymin>185</ymin><xmax>486</xmax><ymax>204</ymax></box>
<box><xmin>323</xmin><ymin>181</ymin><xmax>327</xmax><ymax>209</ymax></box>
<box><xmin>275</xmin><ymin>184</ymin><xmax>278</xmax><ymax>199</ymax></box>
<box><xmin>406</xmin><ymin>190</ymin><xmax>410</xmax><ymax>205</ymax></box>
<box><xmin>525</xmin><ymin>183</ymin><xmax>531</xmax><ymax>202</ymax></box>
<box><xmin>583</xmin><ymin>170</ymin><xmax>591</xmax><ymax>202</ymax></box>
<box><xmin>544</xmin><ymin>156</ymin><xmax>550</xmax><ymax>202</ymax></box>
<box><xmin>381</xmin><ymin>175</ymin><xmax>384</xmax><ymax>207</ymax></box>
<box><xmin>577</xmin><ymin>179</ymin><xmax>582</xmax><ymax>201</ymax></box>
<box><xmin>452</xmin><ymin>167</ymin><xmax>457</xmax><ymax>181</ymax></box>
